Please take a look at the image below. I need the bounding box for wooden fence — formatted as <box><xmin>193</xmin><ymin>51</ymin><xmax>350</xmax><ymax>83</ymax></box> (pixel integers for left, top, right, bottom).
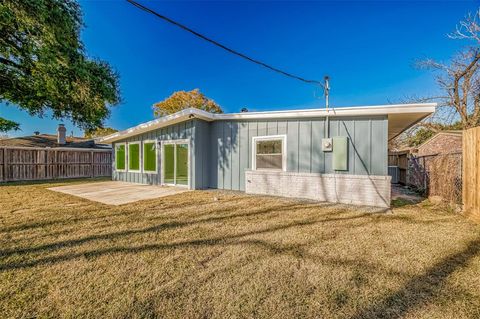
<box><xmin>388</xmin><ymin>151</ymin><xmax>409</xmax><ymax>184</ymax></box>
<box><xmin>0</xmin><ymin>146</ymin><xmax>112</xmax><ymax>182</ymax></box>
<box><xmin>463</xmin><ymin>127</ymin><xmax>480</xmax><ymax>220</ymax></box>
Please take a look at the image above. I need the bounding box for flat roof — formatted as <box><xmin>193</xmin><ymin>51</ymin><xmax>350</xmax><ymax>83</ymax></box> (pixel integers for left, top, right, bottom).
<box><xmin>100</xmin><ymin>103</ymin><xmax>436</xmax><ymax>143</ymax></box>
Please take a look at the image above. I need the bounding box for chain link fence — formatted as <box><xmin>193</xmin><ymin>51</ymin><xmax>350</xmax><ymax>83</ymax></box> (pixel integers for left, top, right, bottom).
<box><xmin>407</xmin><ymin>152</ymin><xmax>462</xmax><ymax>204</ymax></box>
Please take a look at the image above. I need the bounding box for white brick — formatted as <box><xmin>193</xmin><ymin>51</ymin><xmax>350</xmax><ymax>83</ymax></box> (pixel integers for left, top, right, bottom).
<box><xmin>245</xmin><ymin>170</ymin><xmax>391</xmax><ymax>208</ymax></box>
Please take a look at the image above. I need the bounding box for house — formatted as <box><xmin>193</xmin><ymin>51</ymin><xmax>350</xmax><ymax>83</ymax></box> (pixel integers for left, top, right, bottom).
<box><xmin>100</xmin><ymin>103</ymin><xmax>436</xmax><ymax>207</ymax></box>
<box><xmin>0</xmin><ymin>124</ymin><xmax>111</xmax><ymax>149</ymax></box>
<box><xmin>0</xmin><ymin>124</ymin><xmax>112</xmax><ymax>182</ymax></box>
<box><xmin>412</xmin><ymin>130</ymin><xmax>462</xmax><ymax>157</ymax></box>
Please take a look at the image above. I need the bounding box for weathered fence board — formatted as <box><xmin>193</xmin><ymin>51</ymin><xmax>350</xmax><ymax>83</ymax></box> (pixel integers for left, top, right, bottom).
<box><xmin>0</xmin><ymin>147</ymin><xmax>111</xmax><ymax>182</ymax></box>
<box><xmin>463</xmin><ymin>127</ymin><xmax>480</xmax><ymax>220</ymax></box>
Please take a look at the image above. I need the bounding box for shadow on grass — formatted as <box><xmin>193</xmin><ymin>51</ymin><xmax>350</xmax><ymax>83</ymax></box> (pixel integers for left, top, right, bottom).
<box><xmin>0</xmin><ymin>201</ymin><xmax>338</xmax><ymax>257</ymax></box>
<box><xmin>350</xmin><ymin>238</ymin><xmax>480</xmax><ymax>319</ymax></box>
<box><xmin>0</xmin><ymin>196</ymin><xmax>241</xmax><ymax>234</ymax></box>
<box><xmin>0</xmin><ymin>209</ymin><xmax>374</xmax><ymax>272</ymax></box>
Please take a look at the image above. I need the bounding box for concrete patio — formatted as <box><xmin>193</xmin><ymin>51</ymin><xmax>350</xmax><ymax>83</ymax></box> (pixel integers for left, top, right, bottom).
<box><xmin>48</xmin><ymin>181</ymin><xmax>189</xmax><ymax>205</ymax></box>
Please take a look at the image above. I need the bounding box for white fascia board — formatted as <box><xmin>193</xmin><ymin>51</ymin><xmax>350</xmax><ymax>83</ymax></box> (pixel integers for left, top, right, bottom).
<box><xmin>214</xmin><ymin>103</ymin><xmax>437</xmax><ymax>120</ymax></box>
<box><xmin>99</xmin><ymin>108</ymin><xmax>215</xmax><ymax>143</ymax></box>
<box><xmin>101</xmin><ymin>103</ymin><xmax>436</xmax><ymax>143</ymax></box>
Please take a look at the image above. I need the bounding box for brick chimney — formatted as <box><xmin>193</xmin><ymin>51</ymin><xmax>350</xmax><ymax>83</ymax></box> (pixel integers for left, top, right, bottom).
<box><xmin>57</xmin><ymin>124</ymin><xmax>66</xmax><ymax>145</ymax></box>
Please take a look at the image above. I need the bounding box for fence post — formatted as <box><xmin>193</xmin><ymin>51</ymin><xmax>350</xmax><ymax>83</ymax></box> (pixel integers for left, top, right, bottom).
<box><xmin>423</xmin><ymin>156</ymin><xmax>427</xmax><ymax>193</ymax></box>
<box><xmin>44</xmin><ymin>149</ymin><xmax>48</xmax><ymax>179</ymax></box>
<box><xmin>91</xmin><ymin>151</ymin><xmax>94</xmax><ymax>178</ymax></box>
<box><xmin>3</xmin><ymin>148</ymin><xmax>7</xmax><ymax>182</ymax></box>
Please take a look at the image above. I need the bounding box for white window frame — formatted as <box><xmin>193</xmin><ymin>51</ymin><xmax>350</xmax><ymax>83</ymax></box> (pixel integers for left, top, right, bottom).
<box><xmin>142</xmin><ymin>139</ymin><xmax>158</xmax><ymax>174</ymax></box>
<box><xmin>160</xmin><ymin>139</ymin><xmax>191</xmax><ymax>189</ymax></box>
<box><xmin>114</xmin><ymin>142</ymin><xmax>126</xmax><ymax>172</ymax></box>
<box><xmin>127</xmin><ymin>141</ymin><xmax>141</xmax><ymax>173</ymax></box>
<box><xmin>252</xmin><ymin>135</ymin><xmax>287</xmax><ymax>171</ymax></box>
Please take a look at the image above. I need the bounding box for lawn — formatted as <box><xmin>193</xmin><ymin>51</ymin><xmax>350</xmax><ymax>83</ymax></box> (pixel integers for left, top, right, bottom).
<box><xmin>0</xmin><ymin>180</ymin><xmax>479</xmax><ymax>319</ymax></box>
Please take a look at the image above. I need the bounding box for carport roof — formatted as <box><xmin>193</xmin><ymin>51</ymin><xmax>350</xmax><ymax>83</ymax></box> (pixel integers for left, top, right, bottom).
<box><xmin>99</xmin><ymin>103</ymin><xmax>436</xmax><ymax>143</ymax></box>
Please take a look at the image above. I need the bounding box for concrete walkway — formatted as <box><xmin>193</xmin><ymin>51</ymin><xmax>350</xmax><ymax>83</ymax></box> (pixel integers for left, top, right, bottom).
<box><xmin>48</xmin><ymin>181</ymin><xmax>189</xmax><ymax>205</ymax></box>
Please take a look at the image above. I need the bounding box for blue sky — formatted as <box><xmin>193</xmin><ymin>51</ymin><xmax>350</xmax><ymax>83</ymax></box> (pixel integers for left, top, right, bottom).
<box><xmin>2</xmin><ymin>0</ymin><xmax>479</xmax><ymax>137</ymax></box>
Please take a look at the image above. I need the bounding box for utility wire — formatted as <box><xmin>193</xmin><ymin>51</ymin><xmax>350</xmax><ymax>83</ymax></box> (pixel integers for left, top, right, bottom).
<box><xmin>126</xmin><ymin>0</ymin><xmax>324</xmax><ymax>88</ymax></box>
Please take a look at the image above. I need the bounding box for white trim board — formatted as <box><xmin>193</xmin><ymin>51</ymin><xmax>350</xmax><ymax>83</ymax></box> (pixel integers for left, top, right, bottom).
<box><xmin>142</xmin><ymin>139</ymin><xmax>158</xmax><ymax>174</ymax></box>
<box><xmin>160</xmin><ymin>139</ymin><xmax>191</xmax><ymax>189</ymax></box>
<box><xmin>251</xmin><ymin>135</ymin><xmax>287</xmax><ymax>172</ymax></box>
<box><xmin>114</xmin><ymin>142</ymin><xmax>126</xmax><ymax>172</ymax></box>
<box><xmin>127</xmin><ymin>141</ymin><xmax>141</xmax><ymax>173</ymax></box>
<box><xmin>100</xmin><ymin>103</ymin><xmax>437</xmax><ymax>143</ymax></box>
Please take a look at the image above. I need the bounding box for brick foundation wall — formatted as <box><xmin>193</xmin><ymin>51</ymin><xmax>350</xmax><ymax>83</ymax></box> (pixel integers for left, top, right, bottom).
<box><xmin>245</xmin><ymin>170</ymin><xmax>391</xmax><ymax>208</ymax></box>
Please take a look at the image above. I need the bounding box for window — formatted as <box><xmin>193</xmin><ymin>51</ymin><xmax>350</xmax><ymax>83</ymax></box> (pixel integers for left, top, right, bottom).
<box><xmin>143</xmin><ymin>140</ymin><xmax>157</xmax><ymax>173</ymax></box>
<box><xmin>253</xmin><ymin>135</ymin><xmax>286</xmax><ymax>171</ymax></box>
<box><xmin>128</xmin><ymin>142</ymin><xmax>140</xmax><ymax>172</ymax></box>
<box><xmin>115</xmin><ymin>143</ymin><xmax>126</xmax><ymax>171</ymax></box>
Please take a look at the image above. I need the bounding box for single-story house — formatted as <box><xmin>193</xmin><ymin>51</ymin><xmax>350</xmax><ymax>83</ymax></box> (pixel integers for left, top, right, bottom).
<box><xmin>100</xmin><ymin>103</ymin><xmax>436</xmax><ymax>207</ymax></box>
<box><xmin>0</xmin><ymin>124</ymin><xmax>111</xmax><ymax>150</ymax></box>
<box><xmin>412</xmin><ymin>130</ymin><xmax>462</xmax><ymax>157</ymax></box>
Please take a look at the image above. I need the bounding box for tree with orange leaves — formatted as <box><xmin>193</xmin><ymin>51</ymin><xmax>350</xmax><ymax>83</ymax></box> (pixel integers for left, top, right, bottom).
<box><xmin>153</xmin><ymin>89</ymin><xmax>223</xmax><ymax>117</ymax></box>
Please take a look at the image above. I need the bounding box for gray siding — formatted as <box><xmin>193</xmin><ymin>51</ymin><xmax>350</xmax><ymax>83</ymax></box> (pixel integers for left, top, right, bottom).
<box><xmin>209</xmin><ymin>116</ymin><xmax>388</xmax><ymax>191</ymax></box>
<box><xmin>112</xmin><ymin>120</ymin><xmax>197</xmax><ymax>187</ymax></box>
<box><xmin>111</xmin><ymin>115</ymin><xmax>388</xmax><ymax>193</ymax></box>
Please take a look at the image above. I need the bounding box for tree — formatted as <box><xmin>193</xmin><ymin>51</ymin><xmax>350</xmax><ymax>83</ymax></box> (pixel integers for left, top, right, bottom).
<box><xmin>0</xmin><ymin>0</ymin><xmax>120</xmax><ymax>132</ymax></box>
<box><xmin>0</xmin><ymin>118</ymin><xmax>20</xmax><ymax>132</ymax></box>
<box><xmin>84</xmin><ymin>127</ymin><xmax>118</xmax><ymax>139</ymax></box>
<box><xmin>153</xmin><ymin>89</ymin><xmax>222</xmax><ymax>118</ymax></box>
<box><xmin>407</xmin><ymin>127</ymin><xmax>436</xmax><ymax>147</ymax></box>
<box><xmin>417</xmin><ymin>9</ymin><xmax>480</xmax><ymax>129</ymax></box>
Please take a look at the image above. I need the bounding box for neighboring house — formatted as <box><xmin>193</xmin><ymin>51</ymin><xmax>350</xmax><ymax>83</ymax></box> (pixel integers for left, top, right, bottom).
<box><xmin>413</xmin><ymin>130</ymin><xmax>462</xmax><ymax>157</ymax></box>
<box><xmin>0</xmin><ymin>125</ymin><xmax>112</xmax><ymax>183</ymax></box>
<box><xmin>100</xmin><ymin>103</ymin><xmax>436</xmax><ymax>208</ymax></box>
<box><xmin>0</xmin><ymin>124</ymin><xmax>111</xmax><ymax>149</ymax></box>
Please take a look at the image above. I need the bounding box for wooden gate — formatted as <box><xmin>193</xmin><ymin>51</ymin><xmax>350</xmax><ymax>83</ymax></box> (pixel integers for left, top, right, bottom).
<box><xmin>0</xmin><ymin>146</ymin><xmax>112</xmax><ymax>182</ymax></box>
<box><xmin>463</xmin><ymin>127</ymin><xmax>480</xmax><ymax>220</ymax></box>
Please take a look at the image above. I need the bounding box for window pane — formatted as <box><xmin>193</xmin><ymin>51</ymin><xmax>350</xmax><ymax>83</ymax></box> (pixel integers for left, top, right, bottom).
<box><xmin>176</xmin><ymin>144</ymin><xmax>188</xmax><ymax>185</ymax></box>
<box><xmin>143</xmin><ymin>142</ymin><xmax>156</xmax><ymax>172</ymax></box>
<box><xmin>255</xmin><ymin>139</ymin><xmax>283</xmax><ymax>170</ymax></box>
<box><xmin>115</xmin><ymin>145</ymin><xmax>125</xmax><ymax>170</ymax></box>
<box><xmin>164</xmin><ymin>144</ymin><xmax>175</xmax><ymax>183</ymax></box>
<box><xmin>128</xmin><ymin>143</ymin><xmax>140</xmax><ymax>171</ymax></box>
<box><xmin>256</xmin><ymin>154</ymin><xmax>283</xmax><ymax>170</ymax></box>
<box><xmin>256</xmin><ymin>140</ymin><xmax>282</xmax><ymax>154</ymax></box>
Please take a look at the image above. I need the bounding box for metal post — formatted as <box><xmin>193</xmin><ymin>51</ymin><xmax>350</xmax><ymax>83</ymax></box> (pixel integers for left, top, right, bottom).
<box><xmin>324</xmin><ymin>75</ymin><xmax>330</xmax><ymax>138</ymax></box>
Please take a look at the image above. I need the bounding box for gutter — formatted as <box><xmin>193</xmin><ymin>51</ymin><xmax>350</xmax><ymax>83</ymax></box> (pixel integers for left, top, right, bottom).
<box><xmin>100</xmin><ymin>103</ymin><xmax>437</xmax><ymax>144</ymax></box>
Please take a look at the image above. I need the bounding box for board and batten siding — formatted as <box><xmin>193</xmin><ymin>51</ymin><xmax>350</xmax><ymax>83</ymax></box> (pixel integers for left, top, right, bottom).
<box><xmin>112</xmin><ymin>120</ymin><xmax>196</xmax><ymax>186</ymax></box>
<box><xmin>110</xmin><ymin>116</ymin><xmax>388</xmax><ymax>192</ymax></box>
<box><xmin>209</xmin><ymin>116</ymin><xmax>388</xmax><ymax>191</ymax></box>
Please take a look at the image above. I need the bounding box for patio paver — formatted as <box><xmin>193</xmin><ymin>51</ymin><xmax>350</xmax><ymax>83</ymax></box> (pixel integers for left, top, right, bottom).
<box><xmin>48</xmin><ymin>181</ymin><xmax>189</xmax><ymax>205</ymax></box>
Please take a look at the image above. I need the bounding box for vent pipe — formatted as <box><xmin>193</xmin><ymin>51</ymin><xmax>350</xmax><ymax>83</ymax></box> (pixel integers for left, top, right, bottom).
<box><xmin>57</xmin><ymin>124</ymin><xmax>66</xmax><ymax>145</ymax></box>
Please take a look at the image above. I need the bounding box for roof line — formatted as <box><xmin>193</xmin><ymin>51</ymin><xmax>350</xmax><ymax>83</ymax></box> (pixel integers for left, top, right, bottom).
<box><xmin>0</xmin><ymin>146</ymin><xmax>111</xmax><ymax>152</ymax></box>
<box><xmin>100</xmin><ymin>103</ymin><xmax>437</xmax><ymax>143</ymax></box>
<box><xmin>416</xmin><ymin>130</ymin><xmax>463</xmax><ymax>149</ymax></box>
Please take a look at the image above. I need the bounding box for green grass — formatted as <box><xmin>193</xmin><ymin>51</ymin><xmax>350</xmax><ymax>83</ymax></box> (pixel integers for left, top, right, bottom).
<box><xmin>0</xmin><ymin>180</ymin><xmax>479</xmax><ymax>318</ymax></box>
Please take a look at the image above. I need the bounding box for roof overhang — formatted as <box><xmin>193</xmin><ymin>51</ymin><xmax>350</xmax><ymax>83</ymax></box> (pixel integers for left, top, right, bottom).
<box><xmin>99</xmin><ymin>108</ymin><xmax>215</xmax><ymax>143</ymax></box>
<box><xmin>100</xmin><ymin>103</ymin><xmax>436</xmax><ymax>143</ymax></box>
<box><xmin>385</xmin><ymin>104</ymin><xmax>436</xmax><ymax>140</ymax></box>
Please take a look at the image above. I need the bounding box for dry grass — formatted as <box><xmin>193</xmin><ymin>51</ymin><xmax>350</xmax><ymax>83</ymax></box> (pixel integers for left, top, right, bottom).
<box><xmin>0</xmin><ymin>180</ymin><xmax>479</xmax><ymax>319</ymax></box>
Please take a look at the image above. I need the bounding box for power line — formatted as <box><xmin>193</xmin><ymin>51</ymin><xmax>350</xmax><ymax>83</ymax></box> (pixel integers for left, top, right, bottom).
<box><xmin>126</xmin><ymin>0</ymin><xmax>324</xmax><ymax>88</ymax></box>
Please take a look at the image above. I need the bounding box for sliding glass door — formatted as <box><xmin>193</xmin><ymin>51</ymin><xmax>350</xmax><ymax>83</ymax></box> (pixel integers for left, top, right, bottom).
<box><xmin>163</xmin><ymin>141</ymin><xmax>189</xmax><ymax>187</ymax></box>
